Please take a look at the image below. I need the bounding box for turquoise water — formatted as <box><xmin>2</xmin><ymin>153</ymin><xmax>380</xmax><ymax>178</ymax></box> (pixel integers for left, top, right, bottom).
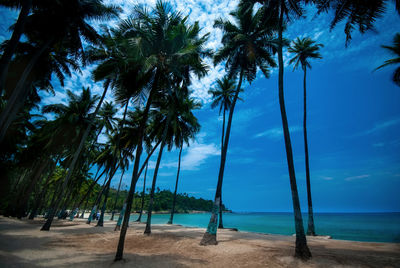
<box><xmin>109</xmin><ymin>212</ymin><xmax>400</xmax><ymax>243</ymax></box>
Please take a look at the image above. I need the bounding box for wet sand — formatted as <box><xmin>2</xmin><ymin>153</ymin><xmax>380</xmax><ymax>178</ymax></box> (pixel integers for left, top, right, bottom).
<box><xmin>0</xmin><ymin>216</ymin><xmax>399</xmax><ymax>267</ymax></box>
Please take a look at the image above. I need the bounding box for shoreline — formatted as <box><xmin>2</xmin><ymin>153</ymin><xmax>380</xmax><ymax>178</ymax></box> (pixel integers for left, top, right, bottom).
<box><xmin>101</xmin><ymin>212</ymin><xmax>400</xmax><ymax>244</ymax></box>
<box><xmin>1</xmin><ymin>216</ymin><xmax>399</xmax><ymax>267</ymax></box>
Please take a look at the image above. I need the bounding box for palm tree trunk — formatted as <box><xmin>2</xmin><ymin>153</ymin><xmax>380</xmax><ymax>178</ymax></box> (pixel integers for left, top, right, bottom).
<box><xmin>277</xmin><ymin>4</ymin><xmax>311</xmax><ymax>260</ymax></box>
<box><xmin>144</xmin><ymin>111</ymin><xmax>172</xmax><ymax>235</ymax></box>
<box><xmin>5</xmin><ymin>167</ymin><xmax>31</xmax><ymax>217</ymax></box>
<box><xmin>115</xmin><ymin>72</ymin><xmax>158</xmax><ymax>261</ymax></box>
<box><xmin>80</xmin><ymin>197</ymin><xmax>90</xmax><ymax>219</ymax></box>
<box><xmin>0</xmin><ymin>39</ymin><xmax>52</xmax><ymax>143</ymax></box>
<box><xmin>58</xmin><ymin>176</ymin><xmax>79</xmax><ymax>219</ymax></box>
<box><xmin>58</xmin><ymin>186</ymin><xmax>75</xmax><ymax>219</ymax></box>
<box><xmin>15</xmin><ymin>159</ymin><xmax>49</xmax><ymax>218</ymax></box>
<box><xmin>218</xmin><ymin>109</ymin><xmax>226</xmax><ymax>229</ymax></box>
<box><xmin>69</xmin><ymin>167</ymin><xmax>106</xmax><ymax>221</ymax></box>
<box><xmin>138</xmin><ymin>140</ymin><xmax>161</xmax><ymax>178</ymax></box>
<box><xmin>11</xmin><ymin>169</ymin><xmax>28</xmax><ymax>195</ymax></box>
<box><xmin>114</xmin><ymin>202</ymin><xmax>126</xmax><ymax>231</ymax></box>
<box><xmin>87</xmin><ymin>173</ymin><xmax>111</xmax><ymax>224</ymax></box>
<box><xmin>303</xmin><ymin>67</ymin><xmax>315</xmax><ymax>236</ymax></box>
<box><xmin>43</xmin><ymin>179</ymin><xmax>63</xmax><ymax>219</ymax></box>
<box><xmin>0</xmin><ymin>0</ymin><xmax>32</xmax><ymax>95</ymax></box>
<box><xmin>97</xmin><ymin>167</ymin><xmax>117</xmax><ymax>227</ymax></box>
<box><xmin>167</xmin><ymin>144</ymin><xmax>183</xmax><ymax>225</ymax></box>
<box><xmin>29</xmin><ymin>157</ymin><xmax>59</xmax><ymax>220</ymax></box>
<box><xmin>136</xmin><ymin>161</ymin><xmax>148</xmax><ymax>222</ymax></box>
<box><xmin>41</xmin><ymin>82</ymin><xmax>109</xmax><ymax>231</ymax></box>
<box><xmin>111</xmin><ymin>169</ymin><xmax>125</xmax><ymax>221</ymax></box>
<box><xmin>200</xmin><ymin>70</ymin><xmax>243</xmax><ymax>245</ymax></box>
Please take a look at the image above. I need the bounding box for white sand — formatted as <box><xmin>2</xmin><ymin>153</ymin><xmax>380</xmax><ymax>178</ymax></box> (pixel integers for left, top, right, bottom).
<box><xmin>0</xmin><ymin>216</ymin><xmax>399</xmax><ymax>267</ymax></box>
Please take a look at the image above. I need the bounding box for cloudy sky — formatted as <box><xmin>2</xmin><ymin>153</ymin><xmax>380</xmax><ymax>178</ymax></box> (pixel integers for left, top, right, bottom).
<box><xmin>1</xmin><ymin>1</ymin><xmax>400</xmax><ymax>213</ymax></box>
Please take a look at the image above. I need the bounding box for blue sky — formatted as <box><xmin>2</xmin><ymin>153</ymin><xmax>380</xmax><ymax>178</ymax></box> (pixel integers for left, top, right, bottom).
<box><xmin>1</xmin><ymin>1</ymin><xmax>400</xmax><ymax>213</ymax></box>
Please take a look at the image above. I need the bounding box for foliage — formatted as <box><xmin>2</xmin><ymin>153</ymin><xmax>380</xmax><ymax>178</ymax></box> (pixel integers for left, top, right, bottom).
<box><xmin>376</xmin><ymin>33</ymin><xmax>400</xmax><ymax>86</ymax></box>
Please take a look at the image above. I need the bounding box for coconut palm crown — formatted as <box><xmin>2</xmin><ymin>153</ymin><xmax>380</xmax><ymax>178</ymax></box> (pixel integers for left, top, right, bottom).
<box><xmin>288</xmin><ymin>37</ymin><xmax>323</xmax><ymax>70</ymax></box>
<box><xmin>376</xmin><ymin>33</ymin><xmax>400</xmax><ymax>86</ymax></box>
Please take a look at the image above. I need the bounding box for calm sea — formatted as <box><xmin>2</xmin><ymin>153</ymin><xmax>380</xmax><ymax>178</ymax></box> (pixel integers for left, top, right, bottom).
<box><xmin>119</xmin><ymin>212</ymin><xmax>400</xmax><ymax>243</ymax></box>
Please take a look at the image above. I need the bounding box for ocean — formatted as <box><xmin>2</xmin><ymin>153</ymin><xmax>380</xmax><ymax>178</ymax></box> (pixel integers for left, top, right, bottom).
<box><xmin>119</xmin><ymin>212</ymin><xmax>400</xmax><ymax>243</ymax></box>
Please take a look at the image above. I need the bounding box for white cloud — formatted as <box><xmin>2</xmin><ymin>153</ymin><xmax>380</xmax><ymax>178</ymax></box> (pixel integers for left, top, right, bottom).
<box><xmin>147</xmin><ymin>139</ymin><xmax>220</xmax><ymax>171</ymax></box>
<box><xmin>254</xmin><ymin>126</ymin><xmax>302</xmax><ymax>140</ymax></box>
<box><xmin>344</xmin><ymin>174</ymin><xmax>370</xmax><ymax>181</ymax></box>
<box><xmin>372</xmin><ymin>142</ymin><xmax>385</xmax><ymax>147</ymax></box>
<box><xmin>158</xmin><ymin>172</ymin><xmax>175</xmax><ymax>177</ymax></box>
<box><xmin>359</xmin><ymin>118</ymin><xmax>400</xmax><ymax>136</ymax></box>
<box><xmin>180</xmin><ymin>142</ymin><xmax>220</xmax><ymax>170</ymax></box>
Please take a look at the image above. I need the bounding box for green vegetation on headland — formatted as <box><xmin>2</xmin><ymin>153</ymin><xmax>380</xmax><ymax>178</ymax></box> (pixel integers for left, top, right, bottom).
<box><xmin>95</xmin><ymin>186</ymin><xmax>229</xmax><ymax>214</ymax></box>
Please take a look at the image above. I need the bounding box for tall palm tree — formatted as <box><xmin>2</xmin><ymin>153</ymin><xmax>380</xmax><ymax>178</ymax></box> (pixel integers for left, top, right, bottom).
<box><xmin>208</xmin><ymin>76</ymin><xmax>239</xmax><ymax>229</ymax></box>
<box><xmin>143</xmin><ymin>87</ymin><xmax>199</xmax><ymax>233</ymax></box>
<box><xmin>241</xmin><ymin>0</ymin><xmax>312</xmax><ymax>259</ymax></box>
<box><xmin>115</xmin><ymin>1</ymin><xmax>209</xmax><ymax>260</ymax></box>
<box><xmin>136</xmin><ymin>161</ymin><xmax>148</xmax><ymax>222</ymax></box>
<box><xmin>288</xmin><ymin>36</ymin><xmax>323</xmax><ymax>236</ymax></box>
<box><xmin>376</xmin><ymin>33</ymin><xmax>400</xmax><ymax>86</ymax></box>
<box><xmin>200</xmin><ymin>4</ymin><xmax>276</xmax><ymax>246</ymax></box>
<box><xmin>167</xmin><ymin>95</ymin><xmax>201</xmax><ymax>225</ymax></box>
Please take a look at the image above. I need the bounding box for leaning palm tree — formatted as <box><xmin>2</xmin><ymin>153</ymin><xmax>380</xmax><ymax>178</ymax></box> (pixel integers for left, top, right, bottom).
<box><xmin>200</xmin><ymin>3</ymin><xmax>276</xmax><ymax>246</ymax></box>
<box><xmin>208</xmin><ymin>76</ymin><xmax>239</xmax><ymax>229</ymax></box>
<box><xmin>375</xmin><ymin>33</ymin><xmax>400</xmax><ymax>86</ymax></box>
<box><xmin>241</xmin><ymin>0</ymin><xmax>312</xmax><ymax>259</ymax></box>
<box><xmin>288</xmin><ymin>36</ymin><xmax>323</xmax><ymax>236</ymax></box>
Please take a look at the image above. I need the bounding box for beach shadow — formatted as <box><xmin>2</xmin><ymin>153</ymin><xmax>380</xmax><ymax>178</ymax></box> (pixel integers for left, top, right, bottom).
<box><xmin>306</xmin><ymin>243</ymin><xmax>400</xmax><ymax>268</ymax></box>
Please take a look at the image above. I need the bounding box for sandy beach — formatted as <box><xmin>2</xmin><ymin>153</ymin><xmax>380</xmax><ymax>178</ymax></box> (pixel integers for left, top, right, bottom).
<box><xmin>0</xmin><ymin>216</ymin><xmax>399</xmax><ymax>268</ymax></box>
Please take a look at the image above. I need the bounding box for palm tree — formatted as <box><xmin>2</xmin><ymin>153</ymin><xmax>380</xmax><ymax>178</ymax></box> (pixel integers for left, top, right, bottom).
<box><xmin>167</xmin><ymin>95</ymin><xmax>201</xmax><ymax>225</ymax></box>
<box><xmin>40</xmin><ymin>87</ymin><xmax>102</xmax><ymax>231</ymax></box>
<box><xmin>241</xmin><ymin>0</ymin><xmax>312</xmax><ymax>259</ymax></box>
<box><xmin>136</xmin><ymin>161</ymin><xmax>148</xmax><ymax>222</ymax></box>
<box><xmin>200</xmin><ymin>4</ymin><xmax>276</xmax><ymax>246</ymax></box>
<box><xmin>114</xmin><ymin>1</ymin><xmax>209</xmax><ymax>260</ymax></box>
<box><xmin>288</xmin><ymin>36</ymin><xmax>323</xmax><ymax>236</ymax></box>
<box><xmin>120</xmin><ymin>110</ymin><xmax>161</xmax><ymax>224</ymax></box>
<box><xmin>376</xmin><ymin>33</ymin><xmax>400</xmax><ymax>86</ymax></box>
<box><xmin>108</xmin><ymin>124</ymin><xmax>132</xmax><ymax>222</ymax></box>
<box><xmin>98</xmin><ymin>101</ymin><xmax>118</xmax><ymax>135</ymax></box>
<box><xmin>143</xmin><ymin>98</ymin><xmax>175</xmax><ymax>235</ymax></box>
<box><xmin>143</xmin><ymin>88</ymin><xmax>198</xmax><ymax>234</ymax></box>
<box><xmin>208</xmin><ymin>76</ymin><xmax>239</xmax><ymax>229</ymax></box>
